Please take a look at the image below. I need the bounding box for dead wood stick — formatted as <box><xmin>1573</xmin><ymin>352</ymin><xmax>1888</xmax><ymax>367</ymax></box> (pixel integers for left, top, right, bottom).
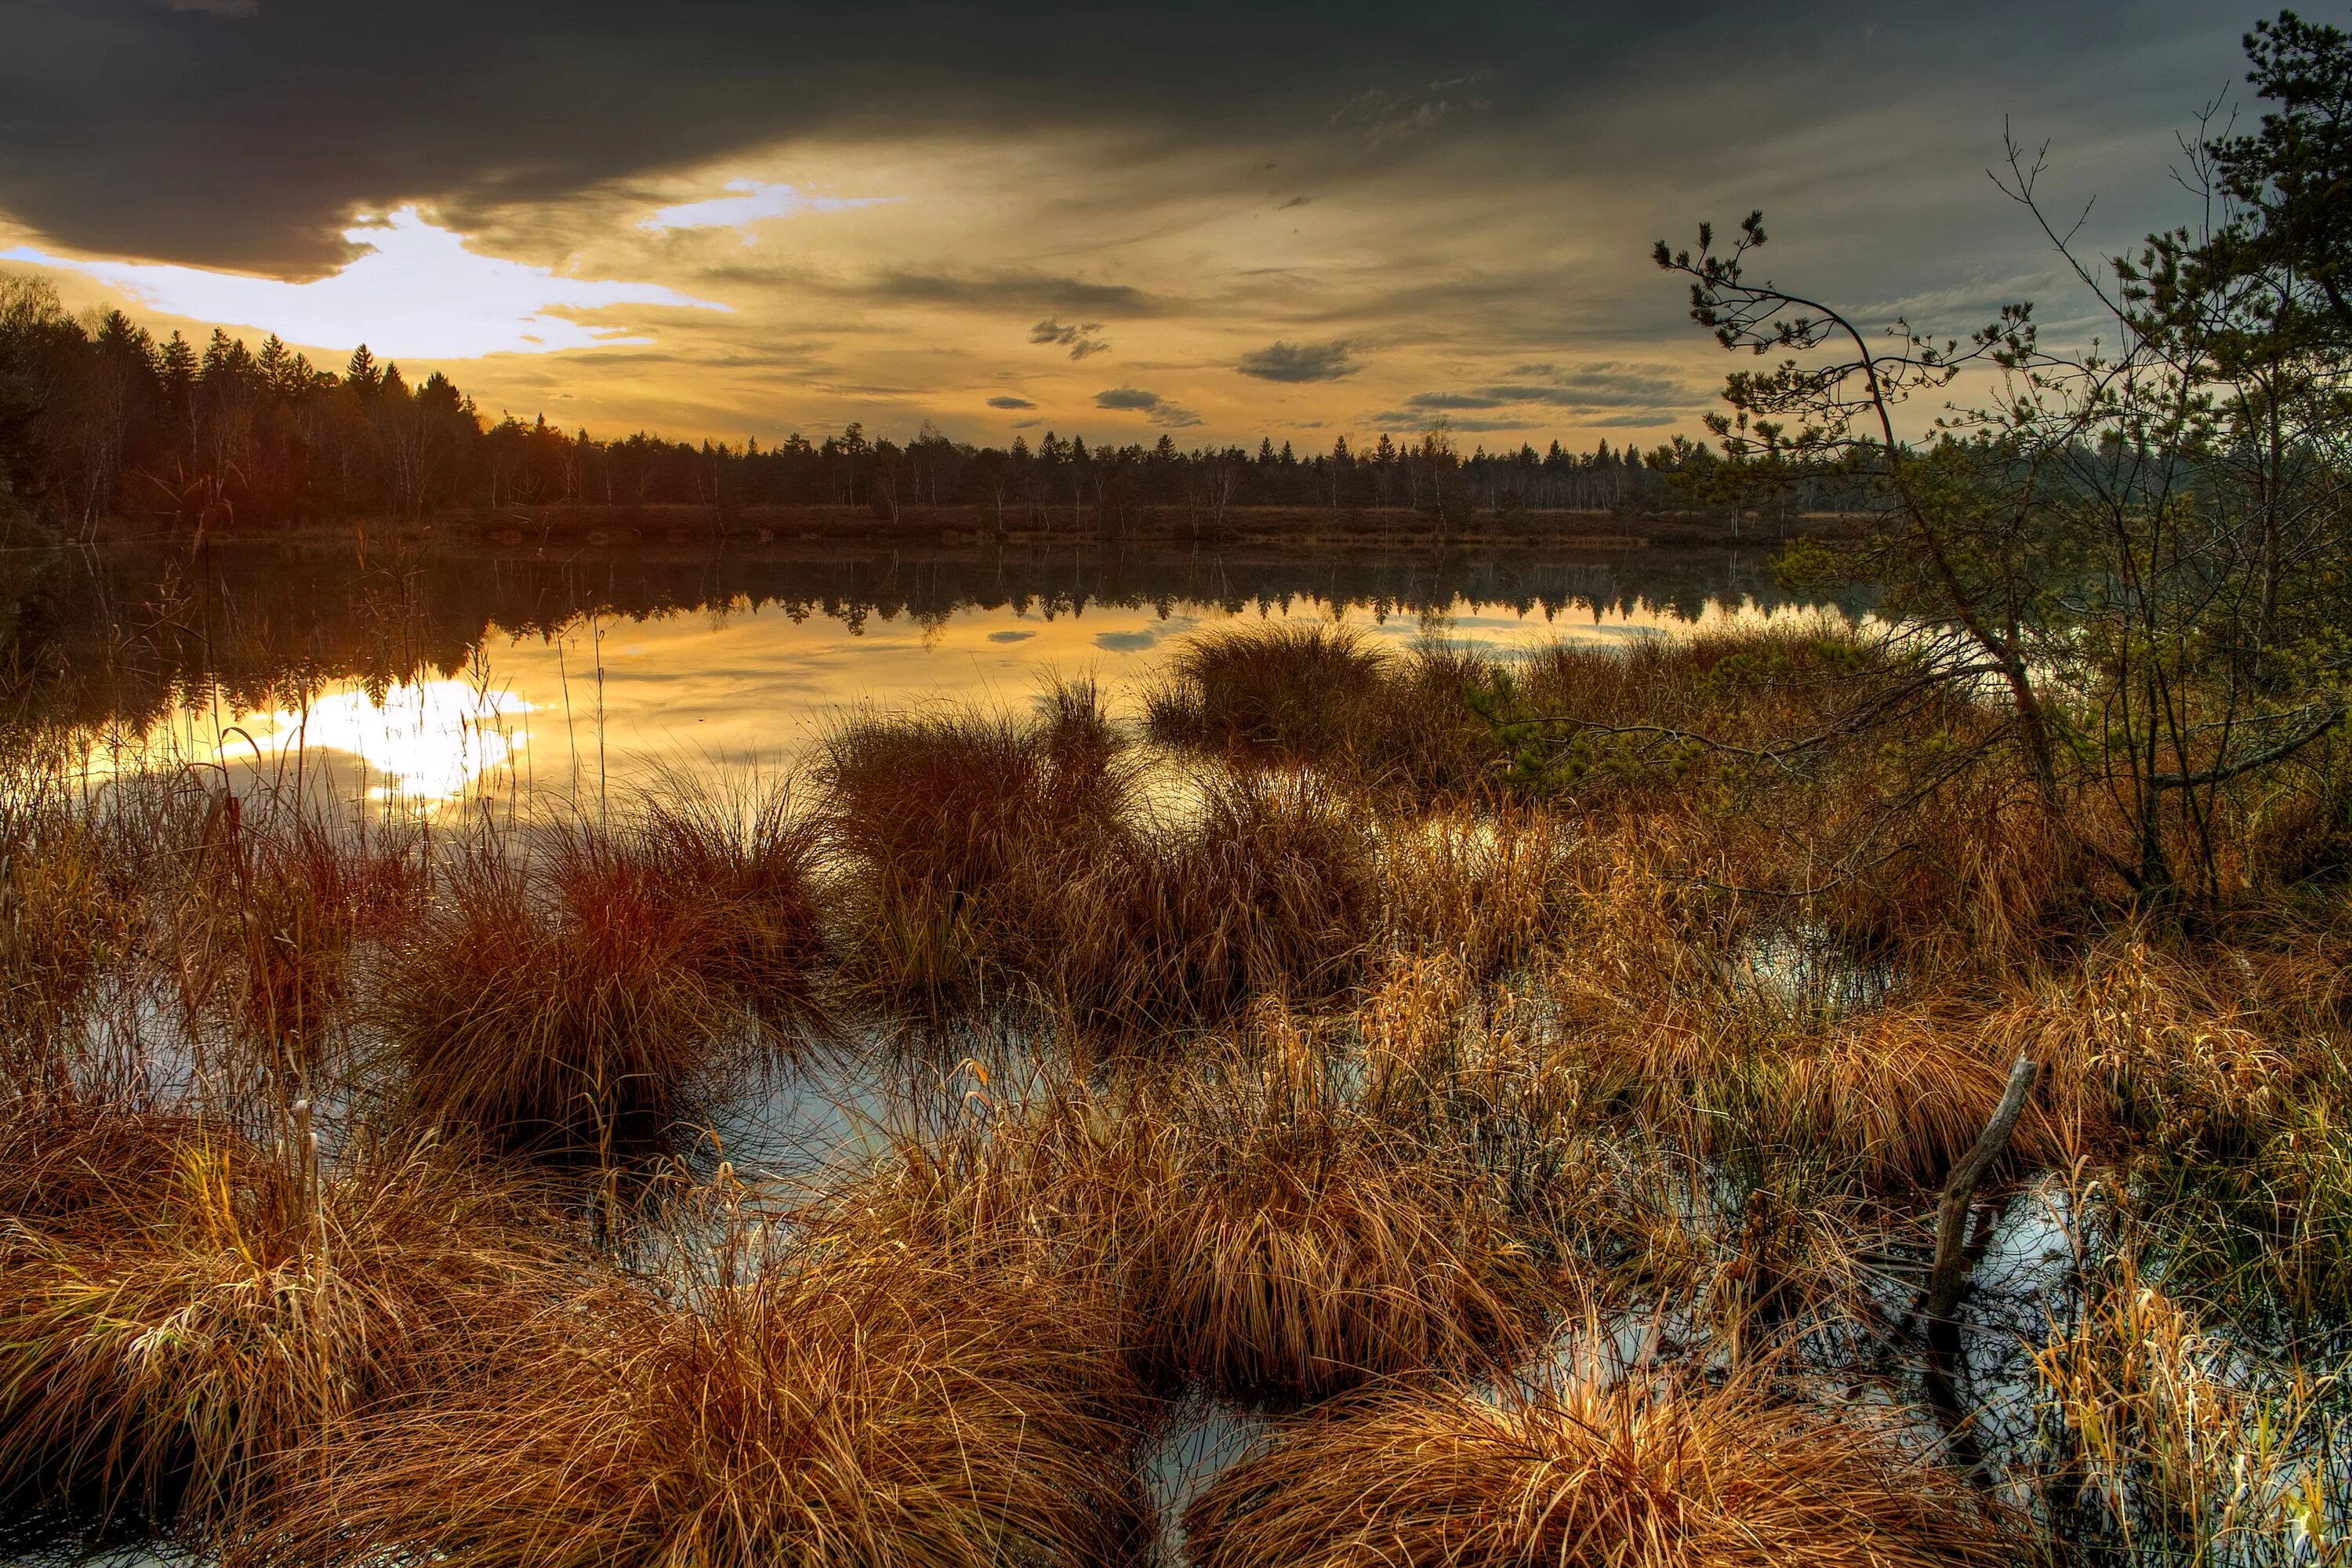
<box><xmin>1922</xmin><ymin>1055</ymin><xmax>2039</xmax><ymax>1331</ymax></box>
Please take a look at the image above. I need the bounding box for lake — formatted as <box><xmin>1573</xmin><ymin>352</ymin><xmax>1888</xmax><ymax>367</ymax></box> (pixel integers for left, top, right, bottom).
<box><xmin>0</xmin><ymin>535</ymin><xmax>1867</xmax><ymax>810</ymax></box>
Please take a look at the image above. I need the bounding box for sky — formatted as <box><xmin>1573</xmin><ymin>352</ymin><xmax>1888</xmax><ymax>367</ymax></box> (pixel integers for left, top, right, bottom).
<box><xmin>0</xmin><ymin>0</ymin><xmax>2281</xmax><ymax>452</ymax></box>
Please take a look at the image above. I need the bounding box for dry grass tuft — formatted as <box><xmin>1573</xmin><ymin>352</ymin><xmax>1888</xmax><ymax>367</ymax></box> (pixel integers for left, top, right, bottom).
<box><xmin>0</xmin><ymin>1094</ymin><xmax>572</xmax><ymax>1548</ymax></box>
<box><xmin>1381</xmin><ymin>803</ymin><xmax>1576</xmax><ymax>976</ymax></box>
<box><xmin>1185</xmin><ymin>1366</ymin><xmax>2016</xmax><ymax>1568</ymax></box>
<box><xmin>1056</xmin><ymin>768</ymin><xmax>1381</xmax><ymax>1033</ymax></box>
<box><xmin>381</xmin><ymin>794</ymin><xmax>823</xmax><ymax>1156</ymax></box>
<box><xmin>0</xmin><ymin>812</ymin><xmax>149</xmax><ymax>1081</ymax></box>
<box><xmin>1146</xmin><ymin>620</ymin><xmax>1392</xmax><ymax>764</ymax></box>
<box><xmin>169</xmin><ymin>817</ymin><xmax>405</xmax><ymax>1090</ymax></box>
<box><xmin>628</xmin><ymin>781</ymin><xmax>832</xmax><ymax>1024</ymax></box>
<box><xmin>1986</xmin><ymin>934</ymin><xmax>2296</xmax><ymax>1157</ymax></box>
<box><xmin>1147</xmin><ymin>625</ymin><xmax>1504</xmax><ymax>800</ymax></box>
<box><xmin>824</xmin><ymin>691</ymin><xmax>1377</xmax><ymax>1033</ymax></box>
<box><xmin>2031</xmin><ymin>1234</ymin><xmax>2347</xmax><ymax>1563</ymax></box>
<box><xmin>1132</xmin><ymin>1021</ymin><xmax>1549</xmax><ymax>1403</ymax></box>
<box><xmin>820</xmin><ymin>688</ymin><xmax>1132</xmax><ymax>1007</ymax></box>
<box><xmin>260</xmin><ymin>1232</ymin><xmax>1149</xmax><ymax>1568</ymax></box>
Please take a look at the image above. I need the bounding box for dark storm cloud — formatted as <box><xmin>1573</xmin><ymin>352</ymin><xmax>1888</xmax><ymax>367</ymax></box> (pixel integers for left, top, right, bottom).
<box><xmin>0</xmin><ymin>1</ymin><xmax>2248</xmax><ymax>273</ymax></box>
<box><xmin>0</xmin><ymin>0</ymin><xmax>1517</xmax><ymax>270</ymax></box>
<box><xmin>691</xmin><ymin>263</ymin><xmax>1154</xmax><ymax>316</ymax></box>
<box><xmin>1329</xmin><ymin>73</ymin><xmax>1491</xmax><ymax>149</ymax></box>
<box><xmin>1237</xmin><ymin>339</ymin><xmax>1360</xmax><ymax>382</ymax></box>
<box><xmin>986</xmin><ymin>394</ymin><xmax>1036</xmax><ymax>409</ymax></box>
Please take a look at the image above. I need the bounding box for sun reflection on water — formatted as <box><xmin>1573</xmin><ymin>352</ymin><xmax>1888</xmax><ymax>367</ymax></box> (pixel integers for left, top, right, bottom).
<box><xmin>241</xmin><ymin>681</ymin><xmax>535</xmax><ymax>801</ymax></box>
<box><xmin>94</xmin><ymin>679</ymin><xmax>535</xmax><ymax>806</ymax></box>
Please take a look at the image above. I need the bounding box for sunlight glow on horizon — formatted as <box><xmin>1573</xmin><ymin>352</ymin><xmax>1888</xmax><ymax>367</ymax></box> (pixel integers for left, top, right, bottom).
<box><xmin>2</xmin><ymin>207</ymin><xmax>728</xmax><ymax>360</ymax></box>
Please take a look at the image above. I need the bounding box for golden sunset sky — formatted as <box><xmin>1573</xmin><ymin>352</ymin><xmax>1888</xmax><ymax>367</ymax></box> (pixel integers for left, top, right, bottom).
<box><xmin>0</xmin><ymin>0</ymin><xmax>2266</xmax><ymax>452</ymax></box>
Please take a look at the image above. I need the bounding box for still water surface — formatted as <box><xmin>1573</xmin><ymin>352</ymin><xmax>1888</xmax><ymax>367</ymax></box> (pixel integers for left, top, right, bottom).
<box><xmin>11</xmin><ymin>538</ymin><xmax>1864</xmax><ymax>808</ymax></box>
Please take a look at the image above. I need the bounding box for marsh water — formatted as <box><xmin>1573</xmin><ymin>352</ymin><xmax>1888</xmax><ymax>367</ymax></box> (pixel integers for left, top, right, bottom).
<box><xmin>1</xmin><ymin>535</ymin><xmax>1867</xmax><ymax>811</ymax></box>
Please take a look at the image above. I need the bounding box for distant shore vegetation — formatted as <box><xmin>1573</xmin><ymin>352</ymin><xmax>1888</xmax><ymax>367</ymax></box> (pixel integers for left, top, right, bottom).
<box><xmin>0</xmin><ymin>299</ymin><xmax>1820</xmax><ymax>539</ymax></box>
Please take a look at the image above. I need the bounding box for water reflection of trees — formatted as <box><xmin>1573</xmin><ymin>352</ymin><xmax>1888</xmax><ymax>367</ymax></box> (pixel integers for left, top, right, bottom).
<box><xmin>0</xmin><ymin>539</ymin><xmax>1871</xmax><ymax>731</ymax></box>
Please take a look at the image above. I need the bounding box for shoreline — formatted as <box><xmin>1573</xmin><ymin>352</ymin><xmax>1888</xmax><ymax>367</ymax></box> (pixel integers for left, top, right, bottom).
<box><xmin>70</xmin><ymin>503</ymin><xmax>1858</xmax><ymax>555</ymax></box>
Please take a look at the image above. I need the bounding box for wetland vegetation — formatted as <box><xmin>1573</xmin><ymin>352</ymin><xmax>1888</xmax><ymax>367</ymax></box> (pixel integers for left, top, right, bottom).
<box><xmin>1</xmin><ymin>601</ymin><xmax>2348</xmax><ymax>1566</ymax></box>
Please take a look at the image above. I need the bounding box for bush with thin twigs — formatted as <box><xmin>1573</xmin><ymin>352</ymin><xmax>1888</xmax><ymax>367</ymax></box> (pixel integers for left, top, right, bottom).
<box><xmin>1482</xmin><ymin>623</ymin><xmax>2097</xmax><ymax>973</ymax></box>
<box><xmin>259</xmin><ymin>1229</ymin><xmax>1150</xmax><ymax>1568</ymax></box>
<box><xmin>382</xmin><ymin>804</ymin><xmax>822</xmax><ymax>1156</ymax></box>
<box><xmin>1184</xmin><ymin>1365</ymin><xmax>2017</xmax><ymax>1568</ymax></box>
<box><xmin>0</xmin><ymin>1094</ymin><xmax>575</xmax><ymax>1551</ymax></box>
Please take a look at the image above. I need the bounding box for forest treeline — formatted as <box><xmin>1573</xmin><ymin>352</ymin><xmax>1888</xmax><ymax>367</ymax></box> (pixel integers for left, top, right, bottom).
<box><xmin>0</xmin><ymin>279</ymin><xmax>1844</xmax><ymax>536</ymax></box>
